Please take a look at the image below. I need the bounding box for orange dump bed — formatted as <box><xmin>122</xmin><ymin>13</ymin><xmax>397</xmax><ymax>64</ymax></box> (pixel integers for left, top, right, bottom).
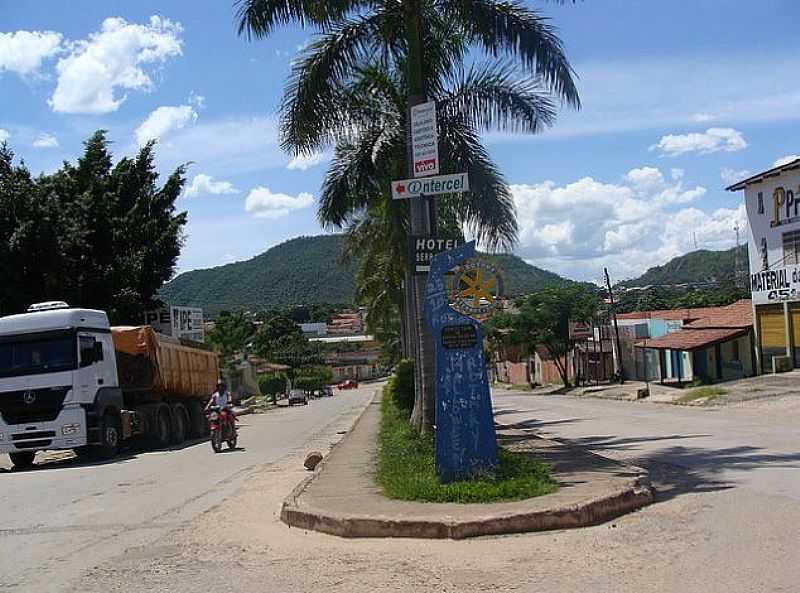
<box><xmin>112</xmin><ymin>326</ymin><xmax>219</xmax><ymax>401</ymax></box>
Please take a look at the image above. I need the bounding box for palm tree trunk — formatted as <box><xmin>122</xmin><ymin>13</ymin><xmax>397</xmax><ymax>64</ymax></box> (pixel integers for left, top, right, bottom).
<box><xmin>404</xmin><ymin>0</ymin><xmax>436</xmax><ymax>435</ymax></box>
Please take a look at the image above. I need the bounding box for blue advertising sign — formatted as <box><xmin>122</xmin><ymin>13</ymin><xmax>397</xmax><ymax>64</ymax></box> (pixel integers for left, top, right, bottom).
<box><xmin>424</xmin><ymin>240</ymin><xmax>498</xmax><ymax>483</ymax></box>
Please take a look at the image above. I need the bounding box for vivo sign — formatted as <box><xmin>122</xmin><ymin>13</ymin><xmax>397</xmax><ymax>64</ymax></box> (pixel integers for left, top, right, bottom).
<box><xmin>411</xmin><ymin>101</ymin><xmax>439</xmax><ymax>178</ymax></box>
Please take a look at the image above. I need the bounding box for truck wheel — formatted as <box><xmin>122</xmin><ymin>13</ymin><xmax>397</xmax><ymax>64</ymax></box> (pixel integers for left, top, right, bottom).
<box><xmin>169</xmin><ymin>403</ymin><xmax>188</xmax><ymax>445</ymax></box>
<box><xmin>94</xmin><ymin>412</ymin><xmax>121</xmax><ymax>460</ymax></box>
<box><xmin>187</xmin><ymin>401</ymin><xmax>206</xmax><ymax>438</ymax></box>
<box><xmin>143</xmin><ymin>404</ymin><xmax>171</xmax><ymax>449</ymax></box>
<box><xmin>9</xmin><ymin>451</ymin><xmax>36</xmax><ymax>470</ymax></box>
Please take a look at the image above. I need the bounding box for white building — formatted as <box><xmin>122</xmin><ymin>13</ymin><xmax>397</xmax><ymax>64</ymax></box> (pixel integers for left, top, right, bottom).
<box><xmin>727</xmin><ymin>157</ymin><xmax>800</xmax><ymax>373</ymax></box>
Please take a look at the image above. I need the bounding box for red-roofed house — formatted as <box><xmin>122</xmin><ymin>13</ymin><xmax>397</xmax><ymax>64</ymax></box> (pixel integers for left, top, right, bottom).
<box><xmin>635</xmin><ymin>300</ymin><xmax>755</xmax><ymax>384</ymax></box>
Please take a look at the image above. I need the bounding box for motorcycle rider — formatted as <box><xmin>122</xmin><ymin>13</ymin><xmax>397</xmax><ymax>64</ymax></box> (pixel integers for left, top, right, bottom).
<box><xmin>206</xmin><ymin>379</ymin><xmax>236</xmax><ymax>431</ymax></box>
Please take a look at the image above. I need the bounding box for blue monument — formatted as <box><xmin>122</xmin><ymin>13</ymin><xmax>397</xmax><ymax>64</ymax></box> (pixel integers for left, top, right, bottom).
<box><xmin>424</xmin><ymin>240</ymin><xmax>498</xmax><ymax>483</ymax></box>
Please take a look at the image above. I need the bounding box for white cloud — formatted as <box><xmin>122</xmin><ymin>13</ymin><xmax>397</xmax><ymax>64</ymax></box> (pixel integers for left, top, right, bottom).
<box><xmin>651</xmin><ymin>127</ymin><xmax>747</xmax><ymax>156</ymax></box>
<box><xmin>0</xmin><ymin>129</ymin><xmax>9</xmax><ymax>143</ymax></box>
<box><xmin>510</xmin><ymin>166</ymin><xmax>740</xmax><ymax>281</ymax></box>
<box><xmin>32</xmin><ymin>133</ymin><xmax>58</xmax><ymax>148</ymax></box>
<box><xmin>721</xmin><ymin>167</ymin><xmax>752</xmax><ymax>185</ymax></box>
<box><xmin>135</xmin><ymin>104</ymin><xmax>197</xmax><ymax>146</ymax></box>
<box><xmin>774</xmin><ymin>154</ymin><xmax>800</xmax><ymax>167</ymax></box>
<box><xmin>50</xmin><ymin>16</ymin><xmax>183</xmax><ymax>114</ymax></box>
<box><xmin>0</xmin><ymin>30</ymin><xmax>63</xmax><ymax>76</ymax></box>
<box><xmin>287</xmin><ymin>152</ymin><xmax>327</xmax><ymax>171</ymax></box>
<box><xmin>184</xmin><ymin>173</ymin><xmax>238</xmax><ymax>197</ymax></box>
<box><xmin>690</xmin><ymin>113</ymin><xmax>716</xmax><ymax>123</ymax></box>
<box><xmin>188</xmin><ymin>91</ymin><xmax>205</xmax><ymax>109</ymax></box>
<box><xmin>244</xmin><ymin>186</ymin><xmax>314</xmax><ymax>219</ymax></box>
<box><xmin>150</xmin><ymin>116</ymin><xmax>284</xmax><ymax>177</ymax></box>
<box><xmin>670</xmin><ymin>168</ymin><xmax>684</xmax><ymax>180</ymax></box>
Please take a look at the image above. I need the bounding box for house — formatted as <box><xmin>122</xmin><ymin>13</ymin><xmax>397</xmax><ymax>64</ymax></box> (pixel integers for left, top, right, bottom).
<box><xmin>634</xmin><ymin>300</ymin><xmax>755</xmax><ymax>384</ymax></box>
<box><xmin>326</xmin><ymin>309</ymin><xmax>364</xmax><ymax>336</ymax></box>
<box><xmin>533</xmin><ymin>345</ymin><xmax>575</xmax><ymax>385</ymax></box>
<box><xmin>309</xmin><ymin>334</ymin><xmax>383</xmax><ymax>380</ymax></box>
<box><xmin>727</xmin><ymin>157</ymin><xmax>800</xmax><ymax>373</ymax></box>
<box><xmin>300</xmin><ymin>322</ymin><xmax>328</xmax><ymax>339</ymax></box>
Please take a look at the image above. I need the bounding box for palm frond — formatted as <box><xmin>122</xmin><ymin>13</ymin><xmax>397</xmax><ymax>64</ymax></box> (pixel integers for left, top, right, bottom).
<box><xmin>438</xmin><ymin>60</ymin><xmax>556</xmax><ymax>133</ymax></box>
<box><xmin>438</xmin><ymin>0</ymin><xmax>580</xmax><ymax>108</ymax></box>
<box><xmin>235</xmin><ymin>0</ymin><xmax>365</xmax><ymax>39</ymax></box>
<box><xmin>437</xmin><ymin>113</ymin><xmax>518</xmax><ymax>251</ymax></box>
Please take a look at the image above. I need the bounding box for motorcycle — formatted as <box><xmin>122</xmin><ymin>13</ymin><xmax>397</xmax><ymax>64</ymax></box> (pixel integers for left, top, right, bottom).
<box><xmin>206</xmin><ymin>405</ymin><xmax>238</xmax><ymax>453</ymax></box>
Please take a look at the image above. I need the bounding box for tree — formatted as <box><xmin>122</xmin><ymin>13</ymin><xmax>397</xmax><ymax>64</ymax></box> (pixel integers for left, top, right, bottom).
<box><xmin>0</xmin><ymin>133</ymin><xmax>187</xmax><ymax>321</ymax></box>
<box><xmin>207</xmin><ymin>310</ymin><xmax>255</xmax><ymax>367</ymax></box>
<box><xmin>497</xmin><ymin>285</ymin><xmax>598</xmax><ymax>387</ymax></box>
<box><xmin>237</xmin><ymin>0</ymin><xmax>580</xmax><ymax>434</ymax></box>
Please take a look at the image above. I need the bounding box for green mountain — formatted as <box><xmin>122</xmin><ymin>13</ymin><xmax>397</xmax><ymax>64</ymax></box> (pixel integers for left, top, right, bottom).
<box><xmin>621</xmin><ymin>244</ymin><xmax>748</xmax><ymax>288</ymax></box>
<box><xmin>159</xmin><ymin>235</ymin><xmax>567</xmax><ymax>314</ymax></box>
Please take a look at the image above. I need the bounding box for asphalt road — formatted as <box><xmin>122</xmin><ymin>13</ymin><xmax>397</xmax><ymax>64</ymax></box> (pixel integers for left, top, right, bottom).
<box><xmin>0</xmin><ymin>386</ymin><xmax>375</xmax><ymax>593</ymax></box>
<box><xmin>67</xmin><ymin>389</ymin><xmax>800</xmax><ymax>593</ymax></box>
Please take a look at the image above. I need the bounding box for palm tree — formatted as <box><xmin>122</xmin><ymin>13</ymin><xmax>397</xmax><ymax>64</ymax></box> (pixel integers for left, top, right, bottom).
<box><xmin>237</xmin><ymin>0</ymin><xmax>580</xmax><ymax>434</ymax></box>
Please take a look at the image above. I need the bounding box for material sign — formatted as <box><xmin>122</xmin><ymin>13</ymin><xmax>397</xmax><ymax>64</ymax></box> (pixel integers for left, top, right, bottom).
<box><xmin>391</xmin><ymin>172</ymin><xmax>469</xmax><ymax>200</ymax></box>
<box><xmin>411</xmin><ymin>101</ymin><xmax>439</xmax><ymax>177</ymax></box>
<box><xmin>424</xmin><ymin>240</ymin><xmax>498</xmax><ymax>483</ymax></box>
<box><xmin>145</xmin><ymin>306</ymin><xmax>205</xmax><ymax>342</ymax></box>
<box><xmin>410</xmin><ymin>235</ymin><xmax>463</xmax><ymax>274</ymax></box>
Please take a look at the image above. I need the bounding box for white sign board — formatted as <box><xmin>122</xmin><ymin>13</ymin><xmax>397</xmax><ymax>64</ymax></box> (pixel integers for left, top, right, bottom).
<box><xmin>742</xmin><ymin>167</ymin><xmax>800</xmax><ymax>304</ymax></box>
<box><xmin>391</xmin><ymin>172</ymin><xmax>469</xmax><ymax>200</ymax></box>
<box><xmin>411</xmin><ymin>101</ymin><xmax>439</xmax><ymax>177</ymax></box>
<box><xmin>145</xmin><ymin>306</ymin><xmax>205</xmax><ymax>342</ymax></box>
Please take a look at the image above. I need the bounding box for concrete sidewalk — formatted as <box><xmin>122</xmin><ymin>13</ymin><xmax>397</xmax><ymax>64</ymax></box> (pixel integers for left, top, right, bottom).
<box><xmin>281</xmin><ymin>392</ymin><xmax>654</xmax><ymax>539</ymax></box>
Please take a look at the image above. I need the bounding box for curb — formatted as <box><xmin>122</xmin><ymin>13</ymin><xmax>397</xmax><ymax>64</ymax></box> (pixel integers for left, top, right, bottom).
<box><xmin>280</xmin><ymin>394</ymin><xmax>655</xmax><ymax>539</ymax></box>
<box><xmin>282</xmin><ymin>479</ymin><xmax>653</xmax><ymax>539</ymax></box>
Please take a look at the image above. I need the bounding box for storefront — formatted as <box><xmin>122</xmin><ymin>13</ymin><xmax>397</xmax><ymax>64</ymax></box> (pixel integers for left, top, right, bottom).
<box><xmin>728</xmin><ymin>157</ymin><xmax>800</xmax><ymax>373</ymax></box>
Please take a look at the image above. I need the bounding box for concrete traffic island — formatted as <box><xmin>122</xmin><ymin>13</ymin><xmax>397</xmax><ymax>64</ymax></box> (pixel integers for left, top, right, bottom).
<box><xmin>281</xmin><ymin>394</ymin><xmax>654</xmax><ymax>539</ymax></box>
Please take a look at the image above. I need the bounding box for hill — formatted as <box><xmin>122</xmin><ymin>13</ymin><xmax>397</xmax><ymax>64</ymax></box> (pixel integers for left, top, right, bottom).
<box><xmin>621</xmin><ymin>244</ymin><xmax>748</xmax><ymax>288</ymax></box>
<box><xmin>159</xmin><ymin>235</ymin><xmax>567</xmax><ymax>314</ymax></box>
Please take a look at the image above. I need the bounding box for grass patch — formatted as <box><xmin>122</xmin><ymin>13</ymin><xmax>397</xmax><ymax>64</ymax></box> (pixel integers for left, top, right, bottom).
<box><xmin>677</xmin><ymin>386</ymin><xmax>727</xmax><ymax>404</ymax></box>
<box><xmin>509</xmin><ymin>383</ymin><xmax>534</xmax><ymax>391</ymax></box>
<box><xmin>377</xmin><ymin>389</ymin><xmax>558</xmax><ymax>503</ymax></box>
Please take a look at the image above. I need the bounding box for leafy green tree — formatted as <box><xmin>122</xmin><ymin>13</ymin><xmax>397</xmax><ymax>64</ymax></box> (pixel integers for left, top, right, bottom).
<box><xmin>497</xmin><ymin>285</ymin><xmax>599</xmax><ymax>387</ymax></box>
<box><xmin>207</xmin><ymin>310</ymin><xmax>255</xmax><ymax>367</ymax></box>
<box><xmin>259</xmin><ymin>372</ymin><xmax>289</xmax><ymax>403</ymax></box>
<box><xmin>0</xmin><ymin>133</ymin><xmax>187</xmax><ymax>321</ymax></box>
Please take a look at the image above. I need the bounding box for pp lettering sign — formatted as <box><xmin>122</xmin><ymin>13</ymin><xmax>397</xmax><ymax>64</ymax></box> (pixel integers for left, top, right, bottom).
<box><xmin>145</xmin><ymin>306</ymin><xmax>205</xmax><ymax>342</ymax></box>
<box><xmin>391</xmin><ymin>172</ymin><xmax>469</xmax><ymax>200</ymax></box>
<box><xmin>411</xmin><ymin>101</ymin><xmax>439</xmax><ymax>178</ymax></box>
<box><xmin>410</xmin><ymin>235</ymin><xmax>463</xmax><ymax>274</ymax></box>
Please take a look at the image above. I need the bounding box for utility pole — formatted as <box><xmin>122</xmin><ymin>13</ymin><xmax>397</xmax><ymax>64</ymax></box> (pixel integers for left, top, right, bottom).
<box><xmin>604</xmin><ymin>267</ymin><xmax>624</xmax><ymax>383</ymax></box>
<box><xmin>404</xmin><ymin>0</ymin><xmax>436</xmax><ymax>434</ymax></box>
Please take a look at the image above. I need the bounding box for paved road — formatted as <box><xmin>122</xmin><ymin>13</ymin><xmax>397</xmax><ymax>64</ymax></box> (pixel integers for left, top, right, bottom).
<box><xmin>67</xmin><ymin>389</ymin><xmax>800</xmax><ymax>593</ymax></box>
<box><xmin>0</xmin><ymin>386</ymin><xmax>375</xmax><ymax>593</ymax></box>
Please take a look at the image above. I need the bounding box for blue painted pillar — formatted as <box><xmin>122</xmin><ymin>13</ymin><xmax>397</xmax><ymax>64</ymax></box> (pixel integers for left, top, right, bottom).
<box><xmin>424</xmin><ymin>241</ymin><xmax>498</xmax><ymax>483</ymax></box>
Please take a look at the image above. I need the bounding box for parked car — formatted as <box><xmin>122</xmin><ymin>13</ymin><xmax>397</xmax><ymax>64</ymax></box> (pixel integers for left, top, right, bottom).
<box><xmin>319</xmin><ymin>385</ymin><xmax>334</xmax><ymax>397</ymax></box>
<box><xmin>287</xmin><ymin>389</ymin><xmax>308</xmax><ymax>406</ymax></box>
<box><xmin>337</xmin><ymin>379</ymin><xmax>358</xmax><ymax>390</ymax></box>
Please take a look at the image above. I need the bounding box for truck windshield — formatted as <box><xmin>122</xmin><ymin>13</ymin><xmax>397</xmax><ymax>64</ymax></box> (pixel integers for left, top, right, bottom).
<box><xmin>0</xmin><ymin>331</ymin><xmax>77</xmax><ymax>378</ymax></box>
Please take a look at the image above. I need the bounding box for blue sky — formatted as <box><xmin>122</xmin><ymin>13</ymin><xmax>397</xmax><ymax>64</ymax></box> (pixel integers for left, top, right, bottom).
<box><xmin>2</xmin><ymin>0</ymin><xmax>799</xmax><ymax>284</ymax></box>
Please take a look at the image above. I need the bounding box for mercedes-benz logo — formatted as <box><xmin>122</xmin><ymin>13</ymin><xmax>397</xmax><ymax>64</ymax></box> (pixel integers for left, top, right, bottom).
<box><xmin>22</xmin><ymin>391</ymin><xmax>36</xmax><ymax>405</ymax></box>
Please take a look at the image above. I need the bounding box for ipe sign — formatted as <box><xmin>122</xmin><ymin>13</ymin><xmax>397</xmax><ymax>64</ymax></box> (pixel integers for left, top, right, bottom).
<box><xmin>145</xmin><ymin>306</ymin><xmax>205</xmax><ymax>342</ymax></box>
<box><xmin>411</xmin><ymin>101</ymin><xmax>439</xmax><ymax>178</ymax></box>
<box><xmin>410</xmin><ymin>235</ymin><xmax>463</xmax><ymax>274</ymax></box>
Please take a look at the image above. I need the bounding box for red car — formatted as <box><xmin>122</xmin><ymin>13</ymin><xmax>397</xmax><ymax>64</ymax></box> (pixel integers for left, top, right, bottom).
<box><xmin>337</xmin><ymin>379</ymin><xmax>359</xmax><ymax>390</ymax></box>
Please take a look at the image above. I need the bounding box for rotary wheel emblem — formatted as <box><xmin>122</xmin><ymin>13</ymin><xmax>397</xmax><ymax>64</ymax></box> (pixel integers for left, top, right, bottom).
<box><xmin>449</xmin><ymin>259</ymin><xmax>503</xmax><ymax>321</ymax></box>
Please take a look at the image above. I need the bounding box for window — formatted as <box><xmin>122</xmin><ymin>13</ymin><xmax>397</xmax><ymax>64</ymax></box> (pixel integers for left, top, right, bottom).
<box><xmin>782</xmin><ymin>230</ymin><xmax>800</xmax><ymax>265</ymax></box>
<box><xmin>0</xmin><ymin>332</ymin><xmax>77</xmax><ymax>377</ymax></box>
<box><xmin>758</xmin><ymin>192</ymin><xmax>764</xmax><ymax>214</ymax></box>
<box><xmin>731</xmin><ymin>339</ymin><xmax>740</xmax><ymax>361</ymax></box>
<box><xmin>79</xmin><ymin>336</ymin><xmax>103</xmax><ymax>368</ymax></box>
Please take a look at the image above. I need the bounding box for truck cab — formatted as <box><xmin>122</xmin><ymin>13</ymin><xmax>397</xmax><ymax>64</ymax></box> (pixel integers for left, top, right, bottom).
<box><xmin>0</xmin><ymin>302</ymin><xmax>122</xmax><ymax>469</ymax></box>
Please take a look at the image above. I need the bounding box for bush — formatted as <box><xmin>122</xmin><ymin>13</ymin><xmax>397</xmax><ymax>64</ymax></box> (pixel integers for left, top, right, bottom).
<box><xmin>259</xmin><ymin>373</ymin><xmax>287</xmax><ymax>397</ymax></box>
<box><xmin>391</xmin><ymin>359</ymin><xmax>415</xmax><ymax>413</ymax></box>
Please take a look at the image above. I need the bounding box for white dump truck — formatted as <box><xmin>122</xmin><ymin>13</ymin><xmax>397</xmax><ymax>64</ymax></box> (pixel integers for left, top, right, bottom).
<box><xmin>0</xmin><ymin>302</ymin><xmax>219</xmax><ymax>469</ymax></box>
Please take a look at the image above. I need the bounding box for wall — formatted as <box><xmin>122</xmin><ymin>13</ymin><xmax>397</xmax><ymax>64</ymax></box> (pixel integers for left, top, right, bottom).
<box><xmin>719</xmin><ymin>334</ymin><xmax>753</xmax><ymax>380</ymax></box>
<box><xmin>744</xmin><ymin>169</ymin><xmax>800</xmax><ymax>305</ymax></box>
